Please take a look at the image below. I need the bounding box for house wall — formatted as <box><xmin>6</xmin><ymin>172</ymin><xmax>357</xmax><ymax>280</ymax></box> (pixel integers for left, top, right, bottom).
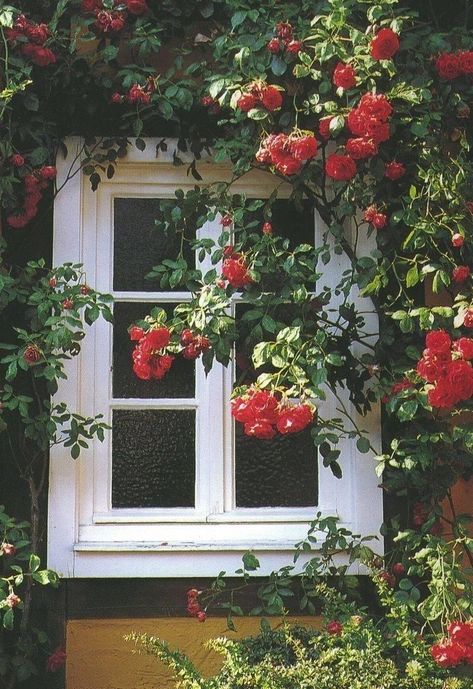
<box><xmin>66</xmin><ymin>616</ymin><xmax>320</xmax><ymax>689</ymax></box>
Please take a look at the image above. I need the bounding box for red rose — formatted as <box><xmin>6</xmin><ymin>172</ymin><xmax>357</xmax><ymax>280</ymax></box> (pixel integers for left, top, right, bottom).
<box><xmin>127</xmin><ymin>84</ymin><xmax>151</xmax><ymax>104</ymax></box>
<box><xmin>318</xmin><ymin>116</ymin><xmax>333</xmax><ymax>139</ymax></box>
<box><xmin>347</xmin><ymin>110</ymin><xmax>390</xmax><ymax>143</ymax></box>
<box><xmin>23</xmin><ymin>344</ymin><xmax>42</xmax><ymax>365</ymax></box>
<box><xmin>425</xmin><ymin>330</ymin><xmax>452</xmax><ymax>354</ymax></box>
<box><xmin>358</xmin><ymin>93</ymin><xmax>393</xmax><ymax>120</ymax></box>
<box><xmin>427</xmin><ymin>378</ymin><xmax>456</xmax><ymax>409</ymax></box>
<box><xmin>262</xmin><ymin>222</ymin><xmax>272</xmax><ymax>234</ymax></box>
<box><xmin>7</xmin><ymin>212</ymin><xmax>30</xmax><ymax>229</ymax></box>
<box><xmin>452</xmin><ymin>233</ymin><xmax>464</xmax><ymax>247</ymax></box>
<box><xmin>445</xmin><ymin>359</ymin><xmax>473</xmax><ymax>401</ymax></box>
<box><xmin>27</xmin><ymin>23</ymin><xmax>50</xmax><ymax>45</ymax></box>
<box><xmin>447</xmin><ymin>621</ymin><xmax>473</xmax><ymax>645</ymax></box>
<box><xmin>111</xmin><ymin>92</ymin><xmax>123</xmax><ymax>104</ymax></box>
<box><xmin>272</xmin><ymin>151</ymin><xmax>302</xmax><ymax>176</ymax></box>
<box><xmin>222</xmin><ymin>257</ymin><xmax>253</xmax><ymax>288</ymax></box>
<box><xmin>62</xmin><ymin>299</ymin><xmax>74</xmax><ymax>310</ymax></box>
<box><xmin>237</xmin><ymin>93</ymin><xmax>258</xmax><ymax>112</ymax></box>
<box><xmin>416</xmin><ymin>352</ymin><xmax>450</xmax><ymax>382</ymax></box>
<box><xmin>332</xmin><ymin>62</ymin><xmax>357</xmax><ymax>89</ymax></box>
<box><xmin>129</xmin><ymin>326</ymin><xmax>145</xmax><ymax>341</ymax></box>
<box><xmin>345</xmin><ymin>137</ymin><xmax>378</xmax><ymax>160</ymax></box>
<box><xmin>286</xmin><ymin>40</ymin><xmax>302</xmax><ymax>55</ymax></box>
<box><xmin>276</xmin><ymin>404</ymin><xmax>314</xmax><ymax>434</ymax></box>
<box><xmin>379</xmin><ymin>570</ymin><xmax>396</xmax><ymax>587</ymax></box>
<box><xmin>276</xmin><ymin>22</ymin><xmax>292</xmax><ymax>39</ymax></box>
<box><xmin>125</xmin><ymin>0</ymin><xmax>148</xmax><ymax>15</ymax></box>
<box><xmin>453</xmin><ymin>337</ymin><xmax>473</xmax><ymax>360</ymax></box>
<box><xmin>144</xmin><ymin>327</ymin><xmax>171</xmax><ymax>350</ymax></box>
<box><xmin>261</xmin><ymin>85</ymin><xmax>283</xmax><ymax>111</ymax></box>
<box><xmin>267</xmin><ymin>38</ymin><xmax>281</xmax><ymax>53</ymax></box>
<box><xmin>23</xmin><ymin>45</ymin><xmax>56</xmax><ymax>66</ymax></box>
<box><xmin>392</xmin><ymin>562</ymin><xmax>405</xmax><ymax>577</ymax></box>
<box><xmin>1</xmin><ymin>542</ymin><xmax>16</xmax><ymax>557</ymax></box>
<box><xmin>431</xmin><ymin>640</ymin><xmax>465</xmax><ymax>667</ymax></box>
<box><xmin>370</xmin><ymin>28</ymin><xmax>400</xmax><ymax>60</ymax></box>
<box><xmin>197</xmin><ymin>611</ymin><xmax>206</xmax><ymax>622</ymax></box>
<box><xmin>46</xmin><ymin>647</ymin><xmax>66</xmax><ymax>673</ymax></box>
<box><xmin>221</xmin><ymin>215</ymin><xmax>233</xmax><ymax>228</ymax></box>
<box><xmin>249</xmin><ymin>390</ymin><xmax>280</xmax><ymax>425</ymax></box>
<box><xmin>95</xmin><ymin>10</ymin><xmax>125</xmax><ymax>33</ymax></box>
<box><xmin>231</xmin><ymin>396</ymin><xmax>254</xmax><ymax>423</ymax></box>
<box><xmin>290</xmin><ymin>135</ymin><xmax>318</xmax><ymax>162</ymax></box>
<box><xmin>326</xmin><ymin>620</ymin><xmax>343</xmax><ymax>635</ymax></box>
<box><xmin>39</xmin><ymin>165</ymin><xmax>57</xmax><ymax>180</ymax></box>
<box><xmin>385</xmin><ymin>161</ymin><xmax>406</xmax><ymax>180</ymax></box>
<box><xmin>390</xmin><ymin>378</ymin><xmax>414</xmax><ymax>395</ymax></box>
<box><xmin>151</xmin><ymin>354</ymin><xmax>174</xmax><ymax>379</ymax></box>
<box><xmin>435</xmin><ymin>53</ymin><xmax>462</xmax><ymax>80</ymax></box>
<box><xmin>325</xmin><ymin>153</ymin><xmax>357</xmax><ymax>181</ymax></box>
<box><xmin>459</xmin><ymin>50</ymin><xmax>473</xmax><ymax>74</ymax></box>
<box><xmin>10</xmin><ymin>154</ymin><xmax>25</xmax><ymax>167</ymax></box>
<box><xmin>452</xmin><ymin>265</ymin><xmax>470</xmax><ymax>283</ymax></box>
<box><xmin>5</xmin><ymin>593</ymin><xmax>21</xmax><ymax>608</ymax></box>
<box><xmin>244</xmin><ymin>420</ymin><xmax>276</xmax><ymax>439</ymax></box>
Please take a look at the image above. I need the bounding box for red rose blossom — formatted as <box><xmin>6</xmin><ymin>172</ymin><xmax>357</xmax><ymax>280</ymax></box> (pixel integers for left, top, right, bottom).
<box><xmin>370</xmin><ymin>28</ymin><xmax>400</xmax><ymax>60</ymax></box>
<box><xmin>290</xmin><ymin>134</ymin><xmax>318</xmax><ymax>162</ymax></box>
<box><xmin>261</xmin><ymin>85</ymin><xmax>283</xmax><ymax>111</ymax></box>
<box><xmin>222</xmin><ymin>256</ymin><xmax>253</xmax><ymax>289</ymax></box>
<box><xmin>46</xmin><ymin>647</ymin><xmax>67</xmax><ymax>673</ymax></box>
<box><xmin>237</xmin><ymin>93</ymin><xmax>258</xmax><ymax>112</ymax></box>
<box><xmin>452</xmin><ymin>233</ymin><xmax>464</xmax><ymax>247</ymax></box>
<box><xmin>325</xmin><ymin>153</ymin><xmax>357</xmax><ymax>181</ymax></box>
<box><xmin>244</xmin><ymin>419</ymin><xmax>277</xmax><ymax>439</ymax></box>
<box><xmin>319</xmin><ymin>116</ymin><xmax>333</xmax><ymax>139</ymax></box>
<box><xmin>345</xmin><ymin>137</ymin><xmax>378</xmax><ymax>160</ymax></box>
<box><xmin>127</xmin><ymin>84</ymin><xmax>151</xmax><ymax>104</ymax></box>
<box><xmin>326</xmin><ymin>620</ymin><xmax>343</xmax><ymax>635</ymax></box>
<box><xmin>435</xmin><ymin>53</ymin><xmax>462</xmax><ymax>80</ymax></box>
<box><xmin>464</xmin><ymin>309</ymin><xmax>473</xmax><ymax>328</ymax></box>
<box><xmin>262</xmin><ymin>222</ymin><xmax>273</xmax><ymax>234</ymax></box>
<box><xmin>286</xmin><ymin>40</ymin><xmax>302</xmax><ymax>55</ymax></box>
<box><xmin>144</xmin><ymin>327</ymin><xmax>171</xmax><ymax>351</ymax></box>
<box><xmin>6</xmin><ymin>593</ymin><xmax>21</xmax><ymax>608</ymax></box>
<box><xmin>39</xmin><ymin>165</ymin><xmax>57</xmax><ymax>180</ymax></box>
<box><xmin>453</xmin><ymin>338</ymin><xmax>473</xmax><ymax>360</ymax></box>
<box><xmin>276</xmin><ymin>22</ymin><xmax>292</xmax><ymax>39</ymax></box>
<box><xmin>23</xmin><ymin>344</ymin><xmax>41</xmax><ymax>365</ymax></box>
<box><xmin>332</xmin><ymin>62</ymin><xmax>357</xmax><ymax>89</ymax></box>
<box><xmin>452</xmin><ymin>265</ymin><xmax>470</xmax><ymax>283</ymax></box>
<box><xmin>358</xmin><ymin>93</ymin><xmax>393</xmax><ymax>120</ymax></box>
<box><xmin>10</xmin><ymin>154</ymin><xmax>25</xmax><ymax>167</ymax></box>
<box><xmin>129</xmin><ymin>326</ymin><xmax>145</xmax><ymax>341</ymax></box>
<box><xmin>267</xmin><ymin>38</ymin><xmax>281</xmax><ymax>53</ymax></box>
<box><xmin>385</xmin><ymin>161</ymin><xmax>406</xmax><ymax>180</ymax></box>
<box><xmin>425</xmin><ymin>330</ymin><xmax>452</xmax><ymax>354</ymax></box>
<box><xmin>447</xmin><ymin>621</ymin><xmax>473</xmax><ymax>645</ymax></box>
<box><xmin>276</xmin><ymin>403</ymin><xmax>314</xmax><ymax>435</ymax></box>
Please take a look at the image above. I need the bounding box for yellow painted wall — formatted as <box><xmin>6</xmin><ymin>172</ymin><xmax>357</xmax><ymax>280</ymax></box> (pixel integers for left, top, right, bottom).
<box><xmin>67</xmin><ymin>616</ymin><xmax>320</xmax><ymax>689</ymax></box>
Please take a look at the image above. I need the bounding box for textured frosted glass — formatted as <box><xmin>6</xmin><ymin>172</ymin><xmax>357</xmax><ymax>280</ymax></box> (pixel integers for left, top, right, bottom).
<box><xmin>113</xmin><ymin>198</ymin><xmax>195</xmax><ymax>292</ymax></box>
<box><xmin>235</xmin><ymin>425</ymin><xmax>318</xmax><ymax>507</ymax></box>
<box><xmin>112</xmin><ymin>410</ymin><xmax>195</xmax><ymax>507</ymax></box>
<box><xmin>113</xmin><ymin>302</ymin><xmax>194</xmax><ymax>399</ymax></box>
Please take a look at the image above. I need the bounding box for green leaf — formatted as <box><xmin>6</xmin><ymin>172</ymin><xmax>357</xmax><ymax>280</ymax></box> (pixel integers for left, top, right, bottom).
<box><xmin>270</xmin><ymin>55</ymin><xmax>287</xmax><ymax>76</ymax></box>
<box><xmin>356</xmin><ymin>437</ymin><xmax>370</xmax><ymax>454</ymax></box>
<box><xmin>242</xmin><ymin>552</ymin><xmax>260</xmax><ymax>571</ymax></box>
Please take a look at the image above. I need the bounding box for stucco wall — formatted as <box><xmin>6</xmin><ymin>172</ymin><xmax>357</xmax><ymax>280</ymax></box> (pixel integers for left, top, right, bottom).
<box><xmin>67</xmin><ymin>616</ymin><xmax>320</xmax><ymax>689</ymax></box>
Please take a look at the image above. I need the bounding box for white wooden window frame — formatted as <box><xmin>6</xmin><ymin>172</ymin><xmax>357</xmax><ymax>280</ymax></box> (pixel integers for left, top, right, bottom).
<box><xmin>48</xmin><ymin>137</ymin><xmax>383</xmax><ymax>577</ymax></box>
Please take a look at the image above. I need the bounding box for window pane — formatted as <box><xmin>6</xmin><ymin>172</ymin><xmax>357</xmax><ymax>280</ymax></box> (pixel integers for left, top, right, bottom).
<box><xmin>235</xmin><ymin>425</ymin><xmax>318</xmax><ymax>507</ymax></box>
<box><xmin>112</xmin><ymin>409</ymin><xmax>195</xmax><ymax>508</ymax></box>
<box><xmin>113</xmin><ymin>302</ymin><xmax>195</xmax><ymax>399</ymax></box>
<box><xmin>251</xmin><ymin>198</ymin><xmax>314</xmax><ymax>248</ymax></box>
<box><xmin>113</xmin><ymin>198</ymin><xmax>195</xmax><ymax>292</ymax></box>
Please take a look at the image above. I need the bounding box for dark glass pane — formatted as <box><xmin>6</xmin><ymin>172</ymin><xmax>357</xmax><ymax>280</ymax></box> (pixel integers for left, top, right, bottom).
<box><xmin>269</xmin><ymin>199</ymin><xmax>315</xmax><ymax>248</ymax></box>
<box><xmin>113</xmin><ymin>302</ymin><xmax>195</xmax><ymax>399</ymax></box>
<box><xmin>113</xmin><ymin>198</ymin><xmax>195</xmax><ymax>292</ymax></box>
<box><xmin>112</xmin><ymin>409</ymin><xmax>195</xmax><ymax>508</ymax></box>
<box><xmin>235</xmin><ymin>425</ymin><xmax>318</xmax><ymax>507</ymax></box>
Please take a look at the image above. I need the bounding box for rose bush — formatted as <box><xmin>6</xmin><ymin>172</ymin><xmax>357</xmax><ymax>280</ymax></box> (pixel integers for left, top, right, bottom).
<box><xmin>1</xmin><ymin>0</ymin><xmax>473</xmax><ymax>685</ymax></box>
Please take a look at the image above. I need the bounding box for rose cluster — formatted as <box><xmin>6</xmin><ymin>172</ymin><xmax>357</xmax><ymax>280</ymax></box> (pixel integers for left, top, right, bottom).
<box><xmin>6</xmin><ymin>14</ymin><xmax>56</xmax><ymax>66</ymax></box>
<box><xmin>180</xmin><ymin>330</ymin><xmax>210</xmax><ymax>360</ymax></box>
<box><xmin>129</xmin><ymin>325</ymin><xmax>175</xmax><ymax>381</ymax></box>
<box><xmin>363</xmin><ymin>205</ymin><xmax>388</xmax><ymax>230</ymax></box>
<box><xmin>237</xmin><ymin>82</ymin><xmax>283</xmax><ymax>113</ymax></box>
<box><xmin>81</xmin><ymin>0</ymin><xmax>148</xmax><ymax>33</ymax></box>
<box><xmin>7</xmin><ymin>165</ymin><xmax>57</xmax><ymax>229</ymax></box>
<box><xmin>256</xmin><ymin>131</ymin><xmax>318</xmax><ymax>175</ymax></box>
<box><xmin>112</xmin><ymin>79</ymin><xmax>156</xmax><ymax>105</ymax></box>
<box><xmin>231</xmin><ymin>388</ymin><xmax>315</xmax><ymax>439</ymax></box>
<box><xmin>267</xmin><ymin>21</ymin><xmax>302</xmax><ymax>56</ymax></box>
<box><xmin>186</xmin><ymin>588</ymin><xmax>206</xmax><ymax>622</ymax></box>
<box><xmin>416</xmin><ymin>330</ymin><xmax>473</xmax><ymax>409</ymax></box>
<box><xmin>221</xmin><ymin>248</ymin><xmax>253</xmax><ymax>289</ymax></box>
<box><xmin>435</xmin><ymin>51</ymin><xmax>473</xmax><ymax>80</ymax></box>
<box><xmin>431</xmin><ymin>621</ymin><xmax>473</xmax><ymax>667</ymax></box>
<box><xmin>324</xmin><ymin>92</ymin><xmax>393</xmax><ymax>181</ymax></box>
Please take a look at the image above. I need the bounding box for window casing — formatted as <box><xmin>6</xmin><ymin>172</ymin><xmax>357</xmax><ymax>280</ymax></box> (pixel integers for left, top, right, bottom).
<box><xmin>48</xmin><ymin>138</ymin><xmax>383</xmax><ymax>577</ymax></box>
